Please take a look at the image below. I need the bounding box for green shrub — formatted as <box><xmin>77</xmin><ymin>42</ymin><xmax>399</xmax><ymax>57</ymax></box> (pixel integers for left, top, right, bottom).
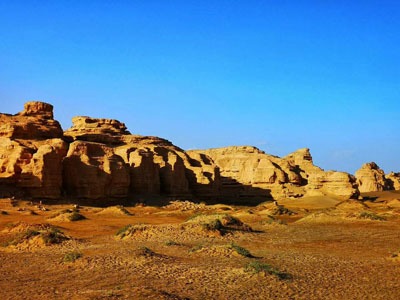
<box><xmin>189</xmin><ymin>243</ymin><xmax>204</xmax><ymax>253</ymax></box>
<box><xmin>358</xmin><ymin>211</ymin><xmax>385</xmax><ymax>221</ymax></box>
<box><xmin>165</xmin><ymin>240</ymin><xmax>180</xmax><ymax>246</ymax></box>
<box><xmin>3</xmin><ymin>226</ymin><xmax>68</xmax><ymax>247</ymax></box>
<box><xmin>220</xmin><ymin>214</ymin><xmax>243</xmax><ymax>226</ymax></box>
<box><xmin>229</xmin><ymin>243</ymin><xmax>253</xmax><ymax>257</ymax></box>
<box><xmin>202</xmin><ymin>219</ymin><xmax>223</xmax><ymax>231</ymax></box>
<box><xmin>68</xmin><ymin>212</ymin><xmax>86</xmax><ymax>221</ymax></box>
<box><xmin>41</xmin><ymin>227</ymin><xmax>67</xmax><ymax>245</ymax></box>
<box><xmin>186</xmin><ymin>212</ymin><xmax>204</xmax><ymax>221</ymax></box>
<box><xmin>115</xmin><ymin>224</ymin><xmax>132</xmax><ymax>238</ymax></box>
<box><xmin>245</xmin><ymin>261</ymin><xmax>291</xmax><ymax>280</ymax></box>
<box><xmin>63</xmin><ymin>251</ymin><xmax>82</xmax><ymax>262</ymax></box>
<box><xmin>116</xmin><ymin>205</ymin><xmax>132</xmax><ymax>216</ymax></box>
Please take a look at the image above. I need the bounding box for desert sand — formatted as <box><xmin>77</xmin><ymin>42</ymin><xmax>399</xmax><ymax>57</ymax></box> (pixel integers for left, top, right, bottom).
<box><xmin>1</xmin><ymin>191</ymin><xmax>400</xmax><ymax>300</ymax></box>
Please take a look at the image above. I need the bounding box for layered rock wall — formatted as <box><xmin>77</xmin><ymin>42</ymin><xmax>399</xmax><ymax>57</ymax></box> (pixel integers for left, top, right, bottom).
<box><xmin>191</xmin><ymin>146</ymin><xmax>359</xmax><ymax>201</ymax></box>
<box><xmin>1</xmin><ymin>101</ymin><xmax>398</xmax><ymax>202</ymax></box>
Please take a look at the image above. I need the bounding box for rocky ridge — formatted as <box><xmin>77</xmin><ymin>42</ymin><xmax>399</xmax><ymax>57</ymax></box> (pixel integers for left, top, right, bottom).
<box><xmin>0</xmin><ymin>101</ymin><xmax>397</xmax><ymax>202</ymax></box>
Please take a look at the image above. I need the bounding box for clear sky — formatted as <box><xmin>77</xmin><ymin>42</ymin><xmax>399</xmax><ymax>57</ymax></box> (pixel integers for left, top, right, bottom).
<box><xmin>1</xmin><ymin>1</ymin><xmax>399</xmax><ymax>174</ymax></box>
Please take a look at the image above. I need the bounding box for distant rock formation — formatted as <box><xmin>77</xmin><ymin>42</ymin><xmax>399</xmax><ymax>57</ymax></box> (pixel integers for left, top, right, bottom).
<box><xmin>386</xmin><ymin>172</ymin><xmax>400</xmax><ymax>190</ymax></box>
<box><xmin>355</xmin><ymin>162</ymin><xmax>391</xmax><ymax>193</ymax></box>
<box><xmin>190</xmin><ymin>146</ymin><xmax>359</xmax><ymax>201</ymax></box>
<box><xmin>1</xmin><ymin>101</ymin><xmax>397</xmax><ymax>203</ymax></box>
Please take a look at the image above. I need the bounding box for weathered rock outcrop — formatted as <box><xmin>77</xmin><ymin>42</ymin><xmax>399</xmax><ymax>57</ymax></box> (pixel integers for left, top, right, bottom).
<box><xmin>0</xmin><ymin>102</ymin><xmax>66</xmax><ymax>198</ymax></box>
<box><xmin>355</xmin><ymin>162</ymin><xmax>390</xmax><ymax>193</ymax></box>
<box><xmin>284</xmin><ymin>148</ymin><xmax>359</xmax><ymax>200</ymax></box>
<box><xmin>305</xmin><ymin>171</ymin><xmax>359</xmax><ymax>200</ymax></box>
<box><xmin>64</xmin><ymin>116</ymin><xmax>130</xmax><ymax>144</ymax></box>
<box><xmin>190</xmin><ymin>146</ymin><xmax>359</xmax><ymax>201</ymax></box>
<box><xmin>3</xmin><ymin>101</ymin><xmax>398</xmax><ymax>203</ymax></box>
<box><xmin>188</xmin><ymin>146</ymin><xmax>290</xmax><ymax>201</ymax></box>
<box><xmin>63</xmin><ymin>141</ymin><xmax>130</xmax><ymax>198</ymax></box>
<box><xmin>386</xmin><ymin>172</ymin><xmax>400</xmax><ymax>190</ymax></box>
<box><xmin>62</xmin><ymin>113</ymin><xmax>219</xmax><ymax>199</ymax></box>
<box><xmin>0</xmin><ymin>101</ymin><xmax>63</xmax><ymax>140</ymax></box>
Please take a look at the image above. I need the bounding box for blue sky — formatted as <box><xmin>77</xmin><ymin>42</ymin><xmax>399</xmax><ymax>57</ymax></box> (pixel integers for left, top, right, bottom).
<box><xmin>1</xmin><ymin>1</ymin><xmax>399</xmax><ymax>174</ymax></box>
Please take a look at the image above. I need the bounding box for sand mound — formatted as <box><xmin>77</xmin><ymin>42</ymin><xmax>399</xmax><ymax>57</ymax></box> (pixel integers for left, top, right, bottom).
<box><xmin>296</xmin><ymin>211</ymin><xmax>344</xmax><ymax>223</ymax></box>
<box><xmin>115</xmin><ymin>215</ymin><xmax>254</xmax><ymax>243</ymax></box>
<box><xmin>185</xmin><ymin>213</ymin><xmax>252</xmax><ymax>231</ymax></box>
<box><xmin>164</xmin><ymin>200</ymin><xmax>209</xmax><ymax>211</ymax></box>
<box><xmin>387</xmin><ymin>199</ymin><xmax>400</xmax><ymax>208</ymax></box>
<box><xmin>335</xmin><ymin>200</ymin><xmax>369</xmax><ymax>211</ymax></box>
<box><xmin>258</xmin><ymin>215</ymin><xmax>287</xmax><ymax>226</ymax></box>
<box><xmin>131</xmin><ymin>246</ymin><xmax>167</xmax><ymax>259</ymax></box>
<box><xmin>96</xmin><ymin>205</ymin><xmax>132</xmax><ymax>216</ymax></box>
<box><xmin>18</xmin><ymin>209</ymin><xmax>38</xmax><ymax>215</ymax></box>
<box><xmin>297</xmin><ymin>206</ymin><xmax>387</xmax><ymax>223</ymax></box>
<box><xmin>256</xmin><ymin>203</ymin><xmax>296</xmax><ymax>216</ymax></box>
<box><xmin>1</xmin><ymin>222</ymin><xmax>70</xmax><ymax>251</ymax></box>
<box><xmin>191</xmin><ymin>243</ymin><xmax>254</xmax><ymax>258</ymax></box>
<box><xmin>279</xmin><ymin>196</ymin><xmax>341</xmax><ymax>210</ymax></box>
<box><xmin>210</xmin><ymin>204</ymin><xmax>234</xmax><ymax>211</ymax></box>
<box><xmin>115</xmin><ymin>223</ymin><xmax>220</xmax><ymax>242</ymax></box>
<box><xmin>2</xmin><ymin>222</ymin><xmax>49</xmax><ymax>234</ymax></box>
<box><xmin>48</xmin><ymin>210</ymin><xmax>86</xmax><ymax>222</ymax></box>
<box><xmin>190</xmin><ymin>244</ymin><xmax>238</xmax><ymax>258</ymax></box>
<box><xmin>348</xmin><ymin>211</ymin><xmax>386</xmax><ymax>221</ymax></box>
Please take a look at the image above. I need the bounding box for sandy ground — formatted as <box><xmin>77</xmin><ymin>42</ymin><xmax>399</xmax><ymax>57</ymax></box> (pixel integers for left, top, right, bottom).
<box><xmin>0</xmin><ymin>192</ymin><xmax>400</xmax><ymax>300</ymax></box>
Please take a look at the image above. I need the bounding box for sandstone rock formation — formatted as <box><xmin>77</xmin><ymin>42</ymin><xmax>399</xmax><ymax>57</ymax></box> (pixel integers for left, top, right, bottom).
<box><xmin>64</xmin><ymin>116</ymin><xmax>130</xmax><ymax>144</ymax></box>
<box><xmin>0</xmin><ymin>101</ymin><xmax>63</xmax><ymax>140</ymax></box>
<box><xmin>62</xmin><ymin>115</ymin><xmax>219</xmax><ymax>199</ymax></box>
<box><xmin>63</xmin><ymin>141</ymin><xmax>130</xmax><ymax>198</ymax></box>
<box><xmin>284</xmin><ymin>148</ymin><xmax>359</xmax><ymax>200</ymax></box>
<box><xmin>386</xmin><ymin>172</ymin><xmax>400</xmax><ymax>190</ymax></box>
<box><xmin>190</xmin><ymin>146</ymin><xmax>359</xmax><ymax>201</ymax></box>
<box><xmin>355</xmin><ymin>162</ymin><xmax>390</xmax><ymax>193</ymax></box>
<box><xmin>0</xmin><ymin>102</ymin><xmax>66</xmax><ymax>198</ymax></box>
<box><xmin>2</xmin><ymin>101</ymin><xmax>398</xmax><ymax>203</ymax></box>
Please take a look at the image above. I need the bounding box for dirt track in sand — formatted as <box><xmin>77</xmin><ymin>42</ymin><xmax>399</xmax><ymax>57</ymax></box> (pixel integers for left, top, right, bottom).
<box><xmin>1</xmin><ymin>193</ymin><xmax>400</xmax><ymax>300</ymax></box>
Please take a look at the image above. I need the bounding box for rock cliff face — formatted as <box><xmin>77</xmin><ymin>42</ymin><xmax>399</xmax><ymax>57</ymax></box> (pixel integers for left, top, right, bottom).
<box><xmin>190</xmin><ymin>146</ymin><xmax>359</xmax><ymax>201</ymax></box>
<box><xmin>62</xmin><ymin>116</ymin><xmax>219</xmax><ymax>200</ymax></box>
<box><xmin>63</xmin><ymin>141</ymin><xmax>130</xmax><ymax>198</ymax></box>
<box><xmin>355</xmin><ymin>162</ymin><xmax>391</xmax><ymax>193</ymax></box>
<box><xmin>2</xmin><ymin>101</ymin><xmax>398</xmax><ymax>202</ymax></box>
<box><xmin>0</xmin><ymin>102</ymin><xmax>66</xmax><ymax>198</ymax></box>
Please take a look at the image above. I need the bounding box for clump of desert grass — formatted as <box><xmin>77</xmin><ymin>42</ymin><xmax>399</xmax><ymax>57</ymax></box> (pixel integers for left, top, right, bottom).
<box><xmin>186</xmin><ymin>213</ymin><xmax>253</xmax><ymax>235</ymax></box>
<box><xmin>245</xmin><ymin>261</ymin><xmax>292</xmax><ymax>280</ymax></box>
<box><xmin>357</xmin><ymin>211</ymin><xmax>386</xmax><ymax>221</ymax></box>
<box><xmin>63</xmin><ymin>250</ymin><xmax>82</xmax><ymax>263</ymax></box>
